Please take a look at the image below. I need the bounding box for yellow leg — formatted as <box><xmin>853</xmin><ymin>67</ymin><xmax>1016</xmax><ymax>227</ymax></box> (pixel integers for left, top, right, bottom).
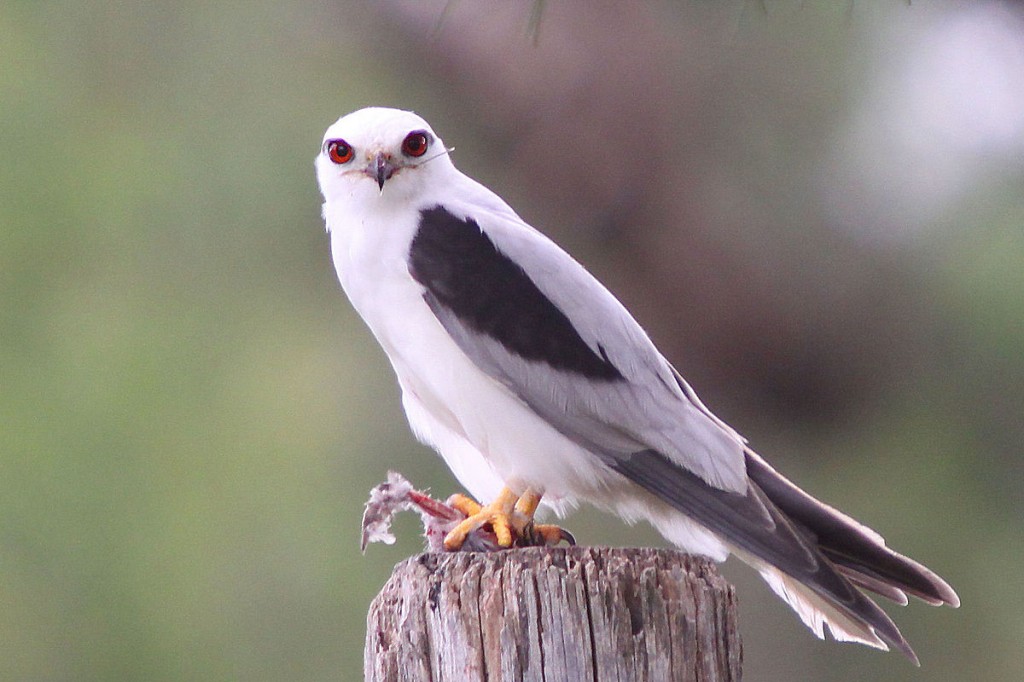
<box><xmin>514</xmin><ymin>489</ymin><xmax>576</xmax><ymax>547</ymax></box>
<box><xmin>514</xmin><ymin>489</ymin><xmax>542</xmax><ymax>517</ymax></box>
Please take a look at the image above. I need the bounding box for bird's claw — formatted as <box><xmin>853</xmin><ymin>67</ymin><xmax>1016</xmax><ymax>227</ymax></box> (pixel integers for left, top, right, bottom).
<box><xmin>442</xmin><ymin>487</ymin><xmax>575</xmax><ymax>551</ymax></box>
<box><xmin>521</xmin><ymin>522</ymin><xmax>577</xmax><ymax>547</ymax></box>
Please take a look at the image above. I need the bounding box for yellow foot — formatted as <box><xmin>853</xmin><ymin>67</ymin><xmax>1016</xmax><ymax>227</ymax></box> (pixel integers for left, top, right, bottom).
<box><xmin>444</xmin><ymin>487</ymin><xmax>517</xmax><ymax>550</ymax></box>
<box><xmin>442</xmin><ymin>487</ymin><xmax>575</xmax><ymax>551</ymax></box>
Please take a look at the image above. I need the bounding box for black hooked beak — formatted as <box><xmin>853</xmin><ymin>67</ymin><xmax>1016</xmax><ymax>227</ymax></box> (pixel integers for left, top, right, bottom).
<box><xmin>372</xmin><ymin>151</ymin><xmax>396</xmax><ymax>191</ymax></box>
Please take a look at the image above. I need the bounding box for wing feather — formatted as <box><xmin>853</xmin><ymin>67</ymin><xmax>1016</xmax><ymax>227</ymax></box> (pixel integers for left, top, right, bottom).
<box><xmin>610</xmin><ymin>447</ymin><xmax>919</xmax><ymax>661</ymax></box>
<box><xmin>407</xmin><ymin>196</ymin><xmax>955</xmax><ymax>663</ymax></box>
<box><xmin>410</xmin><ymin>201</ymin><xmax>747</xmax><ymax>492</ymax></box>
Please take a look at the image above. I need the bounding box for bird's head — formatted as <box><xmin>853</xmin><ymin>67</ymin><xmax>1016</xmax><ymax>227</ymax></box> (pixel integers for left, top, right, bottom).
<box><xmin>315</xmin><ymin>107</ymin><xmax>454</xmax><ymax>205</ymax></box>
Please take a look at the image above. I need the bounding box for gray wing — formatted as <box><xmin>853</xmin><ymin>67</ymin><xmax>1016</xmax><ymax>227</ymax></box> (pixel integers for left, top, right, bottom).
<box><xmin>407</xmin><ymin>202</ymin><xmax>748</xmax><ymax>493</ymax></box>
<box><xmin>407</xmin><ymin>201</ymin><xmax>960</xmax><ymax>660</ymax></box>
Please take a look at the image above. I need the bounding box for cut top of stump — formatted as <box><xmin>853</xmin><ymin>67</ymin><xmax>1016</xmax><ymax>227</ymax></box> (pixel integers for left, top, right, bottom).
<box><xmin>364</xmin><ymin>546</ymin><xmax>742</xmax><ymax>682</ymax></box>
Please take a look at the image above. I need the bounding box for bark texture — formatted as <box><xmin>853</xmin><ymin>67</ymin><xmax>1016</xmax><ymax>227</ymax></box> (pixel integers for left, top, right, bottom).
<box><xmin>364</xmin><ymin>546</ymin><xmax>742</xmax><ymax>681</ymax></box>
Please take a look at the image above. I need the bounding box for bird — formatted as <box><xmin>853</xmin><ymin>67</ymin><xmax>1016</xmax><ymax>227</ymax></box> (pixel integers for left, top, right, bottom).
<box><xmin>315</xmin><ymin>106</ymin><xmax>959</xmax><ymax>663</ymax></box>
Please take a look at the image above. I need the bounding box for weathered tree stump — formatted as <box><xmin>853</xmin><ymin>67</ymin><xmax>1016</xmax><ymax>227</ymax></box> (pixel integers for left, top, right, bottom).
<box><xmin>364</xmin><ymin>546</ymin><xmax>742</xmax><ymax>681</ymax></box>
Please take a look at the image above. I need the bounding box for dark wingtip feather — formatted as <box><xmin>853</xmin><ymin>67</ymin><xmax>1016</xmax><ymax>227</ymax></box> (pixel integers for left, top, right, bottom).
<box><xmin>836</xmin><ymin>565</ymin><xmax>910</xmax><ymax>605</ymax></box>
<box><xmin>745</xmin><ymin>449</ymin><xmax>959</xmax><ymax>609</ymax></box>
<box><xmin>614</xmin><ymin>449</ymin><xmax>934</xmax><ymax>662</ymax></box>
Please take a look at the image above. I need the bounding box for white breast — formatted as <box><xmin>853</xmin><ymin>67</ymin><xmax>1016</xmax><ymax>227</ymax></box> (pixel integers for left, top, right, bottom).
<box><xmin>324</xmin><ymin>199</ymin><xmax>611</xmax><ymax>507</ymax></box>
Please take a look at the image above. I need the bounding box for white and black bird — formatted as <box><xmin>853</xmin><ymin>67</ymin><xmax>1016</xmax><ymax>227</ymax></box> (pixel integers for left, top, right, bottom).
<box><xmin>315</xmin><ymin>106</ymin><xmax>958</xmax><ymax>662</ymax></box>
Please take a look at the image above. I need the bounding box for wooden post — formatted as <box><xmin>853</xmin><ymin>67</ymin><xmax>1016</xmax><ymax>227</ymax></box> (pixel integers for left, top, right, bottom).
<box><xmin>364</xmin><ymin>546</ymin><xmax>742</xmax><ymax>681</ymax></box>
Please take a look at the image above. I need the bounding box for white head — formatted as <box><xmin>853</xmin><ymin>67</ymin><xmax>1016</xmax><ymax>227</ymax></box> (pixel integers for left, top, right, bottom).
<box><xmin>315</xmin><ymin>107</ymin><xmax>455</xmax><ymax>206</ymax></box>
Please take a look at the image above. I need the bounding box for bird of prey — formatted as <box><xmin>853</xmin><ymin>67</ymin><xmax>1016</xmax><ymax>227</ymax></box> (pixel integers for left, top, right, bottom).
<box><xmin>315</xmin><ymin>106</ymin><xmax>958</xmax><ymax>662</ymax></box>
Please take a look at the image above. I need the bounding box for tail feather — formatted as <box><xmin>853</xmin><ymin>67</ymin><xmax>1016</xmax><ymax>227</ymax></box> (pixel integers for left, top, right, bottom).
<box><xmin>610</xmin><ymin>446</ymin><xmax>958</xmax><ymax>663</ymax></box>
<box><xmin>835</xmin><ymin>564</ymin><xmax>909</xmax><ymax>606</ymax></box>
<box><xmin>755</xmin><ymin>562</ymin><xmax>891</xmax><ymax>651</ymax></box>
<box><xmin>740</xmin><ymin>485</ymin><xmax>921</xmax><ymax>662</ymax></box>
<box><xmin>760</xmin><ymin>563</ymin><xmax>933</xmax><ymax>666</ymax></box>
<box><xmin>745</xmin><ymin>450</ymin><xmax>960</xmax><ymax>608</ymax></box>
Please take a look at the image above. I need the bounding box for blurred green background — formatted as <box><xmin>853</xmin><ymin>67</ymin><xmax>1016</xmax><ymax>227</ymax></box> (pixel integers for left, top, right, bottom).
<box><xmin>3</xmin><ymin>1</ymin><xmax>1022</xmax><ymax>680</ymax></box>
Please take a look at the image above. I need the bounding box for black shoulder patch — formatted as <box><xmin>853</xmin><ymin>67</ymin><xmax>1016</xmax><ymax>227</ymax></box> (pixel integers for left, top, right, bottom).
<box><xmin>408</xmin><ymin>206</ymin><xmax>623</xmax><ymax>381</ymax></box>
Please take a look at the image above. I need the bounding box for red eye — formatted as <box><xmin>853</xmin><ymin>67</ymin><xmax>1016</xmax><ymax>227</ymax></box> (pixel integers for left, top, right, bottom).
<box><xmin>326</xmin><ymin>139</ymin><xmax>353</xmax><ymax>164</ymax></box>
<box><xmin>401</xmin><ymin>131</ymin><xmax>429</xmax><ymax>158</ymax></box>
